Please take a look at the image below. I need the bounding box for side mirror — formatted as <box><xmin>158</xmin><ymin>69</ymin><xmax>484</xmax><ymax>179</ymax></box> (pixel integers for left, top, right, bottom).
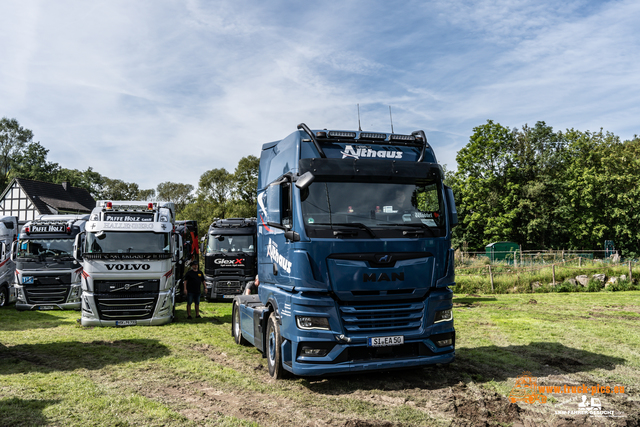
<box><xmin>10</xmin><ymin>240</ymin><xmax>16</xmax><ymax>262</ymax></box>
<box><xmin>284</xmin><ymin>230</ymin><xmax>300</xmax><ymax>242</ymax></box>
<box><xmin>445</xmin><ymin>186</ymin><xmax>458</xmax><ymax>227</ymax></box>
<box><xmin>295</xmin><ymin>171</ymin><xmax>315</xmax><ymax>190</ymax></box>
<box><xmin>73</xmin><ymin>232</ymin><xmax>84</xmax><ymax>261</ymax></box>
<box><xmin>1</xmin><ymin>242</ymin><xmax>6</xmax><ymax>260</ymax></box>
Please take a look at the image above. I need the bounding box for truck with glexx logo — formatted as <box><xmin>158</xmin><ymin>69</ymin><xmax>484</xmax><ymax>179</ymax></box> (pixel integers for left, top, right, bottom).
<box><xmin>12</xmin><ymin>215</ymin><xmax>87</xmax><ymax>311</ymax></box>
<box><xmin>202</xmin><ymin>218</ymin><xmax>256</xmax><ymax>301</ymax></box>
<box><xmin>74</xmin><ymin>201</ymin><xmax>182</xmax><ymax>326</ymax></box>
<box><xmin>232</xmin><ymin>123</ymin><xmax>457</xmax><ymax>378</ymax></box>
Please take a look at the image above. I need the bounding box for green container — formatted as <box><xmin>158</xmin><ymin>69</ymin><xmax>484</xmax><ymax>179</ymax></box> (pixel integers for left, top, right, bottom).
<box><xmin>485</xmin><ymin>241</ymin><xmax>520</xmax><ymax>264</ymax></box>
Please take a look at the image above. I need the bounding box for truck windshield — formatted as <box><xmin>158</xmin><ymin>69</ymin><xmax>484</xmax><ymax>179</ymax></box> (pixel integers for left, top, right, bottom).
<box><xmin>17</xmin><ymin>238</ymin><xmax>74</xmax><ymax>259</ymax></box>
<box><xmin>301</xmin><ymin>181</ymin><xmax>444</xmax><ymax>231</ymax></box>
<box><xmin>207</xmin><ymin>235</ymin><xmax>255</xmax><ymax>254</ymax></box>
<box><xmin>85</xmin><ymin>231</ymin><xmax>170</xmax><ymax>254</ymax></box>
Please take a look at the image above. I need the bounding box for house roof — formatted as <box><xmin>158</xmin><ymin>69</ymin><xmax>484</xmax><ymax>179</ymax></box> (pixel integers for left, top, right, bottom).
<box><xmin>9</xmin><ymin>178</ymin><xmax>96</xmax><ymax>214</ymax></box>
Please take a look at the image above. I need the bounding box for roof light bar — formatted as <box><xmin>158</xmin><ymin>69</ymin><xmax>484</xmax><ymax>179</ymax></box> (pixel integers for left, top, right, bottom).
<box><xmin>360</xmin><ymin>132</ymin><xmax>387</xmax><ymax>140</ymax></box>
<box><xmin>328</xmin><ymin>131</ymin><xmax>356</xmax><ymax>138</ymax></box>
<box><xmin>389</xmin><ymin>134</ymin><xmax>416</xmax><ymax>142</ymax></box>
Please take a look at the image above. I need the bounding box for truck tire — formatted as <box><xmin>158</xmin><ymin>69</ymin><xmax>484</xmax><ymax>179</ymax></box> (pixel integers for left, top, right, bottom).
<box><xmin>266</xmin><ymin>312</ymin><xmax>289</xmax><ymax>379</ymax></box>
<box><xmin>0</xmin><ymin>285</ymin><xmax>7</xmax><ymax>307</ymax></box>
<box><xmin>232</xmin><ymin>301</ymin><xmax>248</xmax><ymax>345</ymax></box>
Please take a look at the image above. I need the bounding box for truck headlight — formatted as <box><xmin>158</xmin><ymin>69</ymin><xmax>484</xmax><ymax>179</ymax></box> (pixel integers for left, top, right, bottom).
<box><xmin>296</xmin><ymin>316</ymin><xmax>330</xmax><ymax>330</ymax></box>
<box><xmin>434</xmin><ymin>309</ymin><xmax>452</xmax><ymax>323</ymax></box>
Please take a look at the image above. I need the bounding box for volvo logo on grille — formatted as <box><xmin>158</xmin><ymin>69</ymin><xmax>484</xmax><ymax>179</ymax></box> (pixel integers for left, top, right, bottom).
<box><xmin>105</xmin><ymin>264</ymin><xmax>151</xmax><ymax>271</ymax></box>
<box><xmin>124</xmin><ymin>284</ymin><xmax>131</xmax><ymax>290</ymax></box>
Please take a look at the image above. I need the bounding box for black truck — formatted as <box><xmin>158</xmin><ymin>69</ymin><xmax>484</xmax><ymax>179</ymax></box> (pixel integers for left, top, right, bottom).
<box><xmin>202</xmin><ymin>218</ymin><xmax>256</xmax><ymax>301</ymax></box>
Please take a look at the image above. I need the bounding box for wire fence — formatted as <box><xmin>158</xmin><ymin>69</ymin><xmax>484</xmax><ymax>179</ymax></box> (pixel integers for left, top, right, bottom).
<box><xmin>454</xmin><ymin>250</ymin><xmax>638</xmax><ymax>293</ymax></box>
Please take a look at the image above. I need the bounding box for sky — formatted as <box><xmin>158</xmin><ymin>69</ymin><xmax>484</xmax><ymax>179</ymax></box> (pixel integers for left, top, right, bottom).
<box><xmin>1</xmin><ymin>0</ymin><xmax>639</xmax><ymax>191</ymax></box>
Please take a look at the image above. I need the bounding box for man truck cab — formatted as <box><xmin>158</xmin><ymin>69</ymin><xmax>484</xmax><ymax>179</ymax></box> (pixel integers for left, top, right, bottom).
<box><xmin>232</xmin><ymin>123</ymin><xmax>458</xmax><ymax>378</ymax></box>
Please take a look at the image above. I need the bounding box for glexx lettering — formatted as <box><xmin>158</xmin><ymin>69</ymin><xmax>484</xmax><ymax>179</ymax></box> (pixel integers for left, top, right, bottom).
<box><xmin>214</xmin><ymin>258</ymin><xmax>245</xmax><ymax>266</ymax></box>
<box><xmin>341</xmin><ymin>145</ymin><xmax>403</xmax><ymax>160</ymax></box>
<box><xmin>266</xmin><ymin>238</ymin><xmax>292</xmax><ymax>274</ymax></box>
<box><xmin>105</xmin><ymin>264</ymin><xmax>151</xmax><ymax>271</ymax></box>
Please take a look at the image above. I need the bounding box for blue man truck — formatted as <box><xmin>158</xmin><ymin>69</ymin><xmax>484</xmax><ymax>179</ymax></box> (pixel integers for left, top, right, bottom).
<box><xmin>232</xmin><ymin>123</ymin><xmax>457</xmax><ymax>378</ymax></box>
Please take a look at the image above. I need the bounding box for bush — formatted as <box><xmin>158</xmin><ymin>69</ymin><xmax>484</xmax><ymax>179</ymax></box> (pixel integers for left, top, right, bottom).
<box><xmin>587</xmin><ymin>279</ymin><xmax>603</xmax><ymax>292</ymax></box>
<box><xmin>554</xmin><ymin>282</ymin><xmax>577</xmax><ymax>293</ymax></box>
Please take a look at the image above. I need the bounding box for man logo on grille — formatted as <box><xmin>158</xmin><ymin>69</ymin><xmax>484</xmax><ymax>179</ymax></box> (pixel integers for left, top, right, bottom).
<box><xmin>376</xmin><ymin>254</ymin><xmax>392</xmax><ymax>263</ymax></box>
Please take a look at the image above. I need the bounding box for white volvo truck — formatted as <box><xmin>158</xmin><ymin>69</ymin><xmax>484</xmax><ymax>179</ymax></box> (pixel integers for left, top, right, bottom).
<box><xmin>75</xmin><ymin>201</ymin><xmax>181</xmax><ymax>327</ymax></box>
<box><xmin>13</xmin><ymin>215</ymin><xmax>88</xmax><ymax>310</ymax></box>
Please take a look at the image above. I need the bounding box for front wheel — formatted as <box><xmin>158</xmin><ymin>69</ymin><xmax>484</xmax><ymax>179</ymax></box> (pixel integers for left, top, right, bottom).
<box><xmin>0</xmin><ymin>285</ymin><xmax>8</xmax><ymax>307</ymax></box>
<box><xmin>266</xmin><ymin>312</ymin><xmax>289</xmax><ymax>379</ymax></box>
<box><xmin>232</xmin><ymin>301</ymin><xmax>248</xmax><ymax>345</ymax></box>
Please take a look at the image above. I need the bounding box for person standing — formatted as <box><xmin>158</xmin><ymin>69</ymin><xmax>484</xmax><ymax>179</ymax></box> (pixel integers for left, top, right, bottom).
<box><xmin>183</xmin><ymin>262</ymin><xmax>204</xmax><ymax>319</ymax></box>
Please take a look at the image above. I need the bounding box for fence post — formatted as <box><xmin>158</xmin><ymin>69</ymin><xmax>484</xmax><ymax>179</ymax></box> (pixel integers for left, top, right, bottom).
<box><xmin>489</xmin><ymin>265</ymin><xmax>494</xmax><ymax>293</ymax></box>
<box><xmin>579</xmin><ymin>257</ymin><xmax>582</xmax><ymax>267</ymax></box>
<box><xmin>629</xmin><ymin>260</ymin><xmax>633</xmax><ymax>282</ymax></box>
<box><xmin>514</xmin><ymin>251</ymin><xmax>518</xmax><ymax>268</ymax></box>
<box><xmin>552</xmin><ymin>264</ymin><xmax>556</xmax><ymax>286</ymax></box>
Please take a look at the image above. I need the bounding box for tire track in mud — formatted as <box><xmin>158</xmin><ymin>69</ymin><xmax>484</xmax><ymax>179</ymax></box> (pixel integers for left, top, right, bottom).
<box><xmin>67</xmin><ymin>343</ymin><xmax>638</xmax><ymax>426</ymax></box>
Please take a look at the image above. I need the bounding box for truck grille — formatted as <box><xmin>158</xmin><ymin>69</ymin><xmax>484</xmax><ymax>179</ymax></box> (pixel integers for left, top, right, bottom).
<box><xmin>214</xmin><ymin>280</ymin><xmax>242</xmax><ymax>293</ymax></box>
<box><xmin>28</xmin><ymin>274</ymin><xmax>73</xmax><ymax>286</ymax></box>
<box><xmin>339</xmin><ymin>302</ymin><xmax>424</xmax><ymax>334</ymax></box>
<box><xmin>94</xmin><ymin>292</ymin><xmax>158</xmax><ymax>320</ymax></box>
<box><xmin>24</xmin><ymin>287</ymin><xmax>70</xmax><ymax>304</ymax></box>
<box><xmin>94</xmin><ymin>280</ymin><xmax>160</xmax><ymax>293</ymax></box>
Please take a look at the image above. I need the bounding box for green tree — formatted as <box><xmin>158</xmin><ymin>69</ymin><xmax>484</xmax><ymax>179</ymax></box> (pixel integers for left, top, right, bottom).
<box><xmin>453</xmin><ymin>120</ymin><xmax>516</xmax><ymax>250</ymax></box>
<box><xmin>156</xmin><ymin>181</ymin><xmax>194</xmax><ymax>213</ymax></box>
<box><xmin>198</xmin><ymin>168</ymin><xmax>233</xmax><ymax>219</ymax></box>
<box><xmin>101</xmin><ymin>178</ymin><xmax>141</xmax><ymax>200</ymax></box>
<box><xmin>9</xmin><ymin>142</ymin><xmax>60</xmax><ymax>182</ymax></box>
<box><xmin>0</xmin><ymin>117</ymin><xmax>34</xmax><ymax>188</ymax></box>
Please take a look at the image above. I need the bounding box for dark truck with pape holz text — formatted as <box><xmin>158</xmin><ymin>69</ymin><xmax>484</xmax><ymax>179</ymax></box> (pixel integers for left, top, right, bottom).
<box><xmin>13</xmin><ymin>215</ymin><xmax>88</xmax><ymax>311</ymax></box>
<box><xmin>202</xmin><ymin>218</ymin><xmax>257</xmax><ymax>301</ymax></box>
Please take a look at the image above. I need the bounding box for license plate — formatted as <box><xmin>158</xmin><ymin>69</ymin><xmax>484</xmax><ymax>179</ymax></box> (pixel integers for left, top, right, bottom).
<box><xmin>115</xmin><ymin>320</ymin><xmax>137</xmax><ymax>326</ymax></box>
<box><xmin>38</xmin><ymin>305</ymin><xmax>55</xmax><ymax>310</ymax></box>
<box><xmin>222</xmin><ymin>295</ymin><xmax>235</xmax><ymax>299</ymax></box>
<box><xmin>368</xmin><ymin>336</ymin><xmax>404</xmax><ymax>347</ymax></box>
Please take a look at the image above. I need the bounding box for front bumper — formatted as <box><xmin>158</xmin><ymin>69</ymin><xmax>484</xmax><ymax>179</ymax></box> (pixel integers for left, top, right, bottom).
<box><xmin>80</xmin><ymin>289</ymin><xmax>174</xmax><ymax>327</ymax></box>
<box><xmin>15</xmin><ymin>284</ymin><xmax>82</xmax><ymax>311</ymax></box>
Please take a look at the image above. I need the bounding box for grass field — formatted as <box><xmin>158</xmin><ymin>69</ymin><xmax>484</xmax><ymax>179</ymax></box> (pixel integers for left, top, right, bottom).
<box><xmin>1</xmin><ymin>292</ymin><xmax>639</xmax><ymax>426</ymax></box>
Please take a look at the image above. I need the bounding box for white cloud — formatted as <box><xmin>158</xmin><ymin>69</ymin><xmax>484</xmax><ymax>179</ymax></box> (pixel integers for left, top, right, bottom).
<box><xmin>1</xmin><ymin>0</ymin><xmax>639</xmax><ymax>191</ymax></box>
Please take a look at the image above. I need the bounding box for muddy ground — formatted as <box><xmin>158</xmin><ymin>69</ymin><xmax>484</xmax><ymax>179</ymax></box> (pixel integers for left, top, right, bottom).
<box><xmin>79</xmin><ymin>341</ymin><xmax>638</xmax><ymax>427</ymax></box>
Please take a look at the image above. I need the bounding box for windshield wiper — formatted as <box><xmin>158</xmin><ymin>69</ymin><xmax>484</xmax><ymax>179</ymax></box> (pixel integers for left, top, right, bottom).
<box><xmin>313</xmin><ymin>222</ymin><xmax>377</xmax><ymax>238</ymax></box>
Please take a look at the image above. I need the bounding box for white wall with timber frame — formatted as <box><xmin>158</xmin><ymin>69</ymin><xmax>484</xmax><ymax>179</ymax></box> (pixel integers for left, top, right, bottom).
<box><xmin>0</xmin><ymin>181</ymin><xmax>39</xmax><ymax>221</ymax></box>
